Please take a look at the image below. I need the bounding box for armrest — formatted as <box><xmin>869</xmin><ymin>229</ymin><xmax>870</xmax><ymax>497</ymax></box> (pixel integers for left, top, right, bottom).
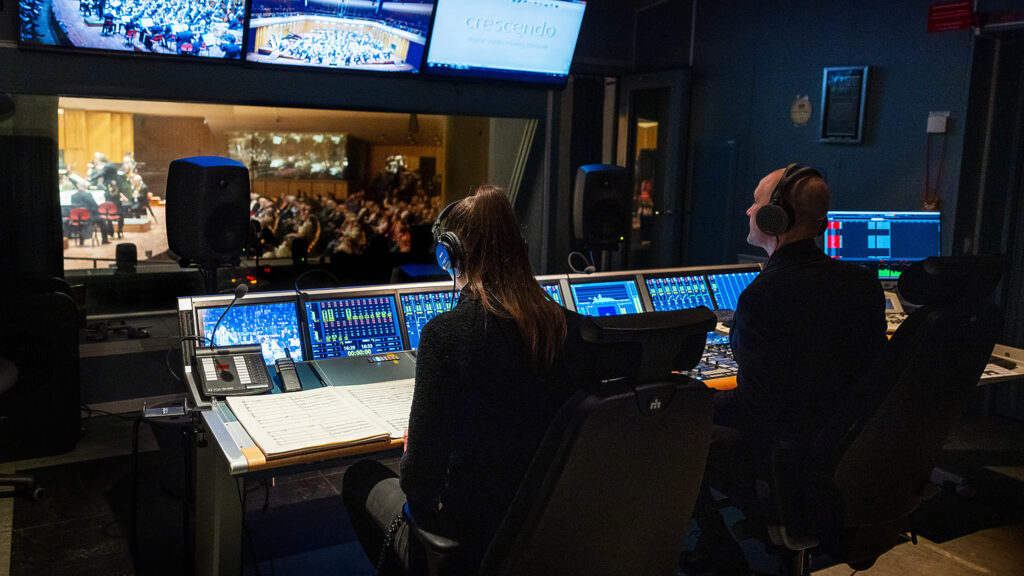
<box><xmin>404</xmin><ymin>503</ymin><xmax>462</xmax><ymax>576</ymax></box>
<box><xmin>766</xmin><ymin>437</ymin><xmax>820</xmax><ymax>551</ymax></box>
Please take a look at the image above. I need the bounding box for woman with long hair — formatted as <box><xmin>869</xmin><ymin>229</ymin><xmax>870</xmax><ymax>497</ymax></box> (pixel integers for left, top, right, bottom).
<box><xmin>342</xmin><ymin>185</ymin><xmax>601</xmax><ymax>574</ymax></box>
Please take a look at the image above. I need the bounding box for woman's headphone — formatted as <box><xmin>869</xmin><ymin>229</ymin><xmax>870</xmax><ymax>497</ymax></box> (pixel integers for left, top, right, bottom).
<box><xmin>755</xmin><ymin>163</ymin><xmax>825</xmax><ymax>236</ymax></box>
<box><xmin>432</xmin><ymin>200</ymin><xmax>464</xmax><ymax>278</ymax></box>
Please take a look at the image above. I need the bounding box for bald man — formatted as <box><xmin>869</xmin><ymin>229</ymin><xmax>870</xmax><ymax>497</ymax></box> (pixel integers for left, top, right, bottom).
<box><xmin>716</xmin><ymin>165</ymin><xmax>886</xmax><ymax>449</ymax></box>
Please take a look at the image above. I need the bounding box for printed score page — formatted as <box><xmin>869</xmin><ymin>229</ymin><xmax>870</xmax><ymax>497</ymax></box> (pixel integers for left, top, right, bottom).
<box><xmin>226</xmin><ymin>387</ymin><xmax>389</xmax><ymax>458</ymax></box>
<box><xmin>334</xmin><ymin>378</ymin><xmax>415</xmax><ymax>439</ymax></box>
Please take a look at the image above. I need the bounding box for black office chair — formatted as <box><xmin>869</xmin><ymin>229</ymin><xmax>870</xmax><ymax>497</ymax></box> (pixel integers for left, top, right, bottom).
<box><xmin>407</xmin><ymin>307</ymin><xmax>719</xmax><ymax>576</ymax></box>
<box><xmin>751</xmin><ymin>254</ymin><xmax>1005</xmax><ymax>575</ymax></box>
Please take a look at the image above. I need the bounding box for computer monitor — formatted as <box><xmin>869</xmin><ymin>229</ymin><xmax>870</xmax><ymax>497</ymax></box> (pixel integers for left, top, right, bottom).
<box><xmin>246</xmin><ymin>0</ymin><xmax>435</xmax><ymax>72</ymax></box>
<box><xmin>568</xmin><ymin>278</ymin><xmax>644</xmax><ymax>317</ymax></box>
<box><xmin>707</xmin><ymin>271</ymin><xmax>759</xmax><ymax>311</ymax></box>
<box><xmin>424</xmin><ymin>0</ymin><xmax>586</xmax><ymax>85</ymax></box>
<box><xmin>195</xmin><ymin>299</ymin><xmax>303</xmax><ymax>365</ymax></box>
<box><xmin>643</xmin><ymin>274</ymin><xmax>715</xmax><ymax>312</ymax></box>
<box><xmin>304</xmin><ymin>294</ymin><xmax>405</xmax><ymax>360</ymax></box>
<box><xmin>20</xmin><ymin>0</ymin><xmax>245</xmax><ymax>59</ymax></box>
<box><xmin>536</xmin><ymin>277</ymin><xmax>567</xmax><ymax>307</ymax></box>
<box><xmin>825</xmin><ymin>211</ymin><xmax>941</xmax><ymax>279</ymax></box>
<box><xmin>399</xmin><ymin>290</ymin><xmax>459</xmax><ymax>349</ymax></box>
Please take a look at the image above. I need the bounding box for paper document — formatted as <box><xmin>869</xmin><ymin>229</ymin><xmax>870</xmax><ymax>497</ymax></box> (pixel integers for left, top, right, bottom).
<box><xmin>226</xmin><ymin>380</ymin><xmax>414</xmax><ymax>458</ymax></box>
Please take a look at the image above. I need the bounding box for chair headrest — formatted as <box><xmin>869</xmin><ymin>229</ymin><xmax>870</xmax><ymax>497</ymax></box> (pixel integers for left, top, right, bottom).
<box><xmin>898</xmin><ymin>254</ymin><xmax>1004</xmax><ymax>306</ymax></box>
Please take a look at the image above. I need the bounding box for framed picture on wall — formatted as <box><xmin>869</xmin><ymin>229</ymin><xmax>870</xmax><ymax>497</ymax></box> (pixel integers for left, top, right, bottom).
<box><xmin>820</xmin><ymin>66</ymin><xmax>869</xmax><ymax>143</ymax></box>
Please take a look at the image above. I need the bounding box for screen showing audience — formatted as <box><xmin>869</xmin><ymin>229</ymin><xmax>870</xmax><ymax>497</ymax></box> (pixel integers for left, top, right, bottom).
<box><xmin>540</xmin><ymin>282</ymin><xmax>564</xmax><ymax>306</ymax></box>
<box><xmin>825</xmin><ymin>211</ymin><xmax>941</xmax><ymax>279</ymax></box>
<box><xmin>707</xmin><ymin>272</ymin><xmax>759</xmax><ymax>311</ymax></box>
<box><xmin>569</xmin><ymin>280</ymin><xmax>643</xmax><ymax>317</ymax></box>
<box><xmin>644</xmin><ymin>275</ymin><xmax>714</xmax><ymax>312</ymax></box>
<box><xmin>19</xmin><ymin>0</ymin><xmax>245</xmax><ymax>58</ymax></box>
<box><xmin>425</xmin><ymin>0</ymin><xmax>586</xmax><ymax>84</ymax></box>
<box><xmin>305</xmin><ymin>295</ymin><xmax>405</xmax><ymax>360</ymax></box>
<box><xmin>197</xmin><ymin>301</ymin><xmax>303</xmax><ymax>364</ymax></box>
<box><xmin>246</xmin><ymin>0</ymin><xmax>434</xmax><ymax>72</ymax></box>
<box><xmin>400</xmin><ymin>291</ymin><xmax>459</xmax><ymax>349</ymax></box>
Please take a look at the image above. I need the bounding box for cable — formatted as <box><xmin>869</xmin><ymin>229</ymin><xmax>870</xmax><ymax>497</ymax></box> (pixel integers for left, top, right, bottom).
<box><xmin>164</xmin><ymin>335</ymin><xmax>211</xmax><ymax>382</ymax></box>
<box><xmin>293</xmin><ymin>267</ymin><xmax>341</xmax><ymax>295</ymax></box>
<box><xmin>567</xmin><ymin>251</ymin><xmax>596</xmax><ymax>274</ymax></box>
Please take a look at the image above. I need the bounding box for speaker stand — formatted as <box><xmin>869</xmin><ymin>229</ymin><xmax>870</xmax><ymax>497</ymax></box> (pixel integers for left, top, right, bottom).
<box><xmin>198</xmin><ymin>265</ymin><xmax>221</xmax><ymax>294</ymax></box>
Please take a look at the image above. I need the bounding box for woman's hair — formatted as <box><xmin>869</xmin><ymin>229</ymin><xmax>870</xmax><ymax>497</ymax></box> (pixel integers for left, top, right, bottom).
<box><xmin>446</xmin><ymin>185</ymin><xmax>567</xmax><ymax>370</ymax></box>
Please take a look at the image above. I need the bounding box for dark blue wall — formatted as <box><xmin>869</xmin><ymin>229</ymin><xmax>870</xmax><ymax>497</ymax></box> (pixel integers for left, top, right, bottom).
<box><xmin>688</xmin><ymin>0</ymin><xmax>979</xmax><ymax>262</ymax></box>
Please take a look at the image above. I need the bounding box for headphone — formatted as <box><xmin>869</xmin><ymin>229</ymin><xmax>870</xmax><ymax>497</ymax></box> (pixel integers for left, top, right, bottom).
<box><xmin>754</xmin><ymin>163</ymin><xmax>826</xmax><ymax>236</ymax></box>
<box><xmin>432</xmin><ymin>200</ymin><xmax>465</xmax><ymax>278</ymax></box>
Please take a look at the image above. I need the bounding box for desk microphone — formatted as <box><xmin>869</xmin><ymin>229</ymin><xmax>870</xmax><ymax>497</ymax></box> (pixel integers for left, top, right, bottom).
<box><xmin>209</xmin><ymin>283</ymin><xmax>248</xmax><ymax>350</ymax></box>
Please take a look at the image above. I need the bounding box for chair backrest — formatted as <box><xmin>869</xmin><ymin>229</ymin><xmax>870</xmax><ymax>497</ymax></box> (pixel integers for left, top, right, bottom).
<box><xmin>69</xmin><ymin>207</ymin><xmax>91</xmax><ymax>222</ymax></box>
<box><xmin>479</xmin><ymin>308</ymin><xmax>718</xmax><ymax>576</ymax></box>
<box><xmin>480</xmin><ymin>379</ymin><xmax>713</xmax><ymax>576</ymax></box>
<box><xmin>98</xmin><ymin>201</ymin><xmax>117</xmax><ymax>216</ymax></box>
<box><xmin>815</xmin><ymin>255</ymin><xmax>1004</xmax><ymax>567</ymax></box>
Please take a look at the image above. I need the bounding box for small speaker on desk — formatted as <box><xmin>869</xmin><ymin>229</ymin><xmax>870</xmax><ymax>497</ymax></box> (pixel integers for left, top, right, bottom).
<box><xmin>166</xmin><ymin>156</ymin><xmax>250</xmax><ymax>268</ymax></box>
<box><xmin>573</xmin><ymin>164</ymin><xmax>630</xmax><ymax>247</ymax></box>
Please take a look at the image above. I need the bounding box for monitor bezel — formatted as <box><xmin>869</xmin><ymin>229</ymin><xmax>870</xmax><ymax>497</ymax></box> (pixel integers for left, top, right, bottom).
<box><xmin>300</xmin><ymin>284</ymin><xmax>407</xmax><ymax>360</ymax></box>
<box><xmin>638</xmin><ymin>270</ymin><xmax>715</xmax><ymax>313</ymax></box>
<box><xmin>566</xmin><ymin>272</ymin><xmax>649</xmax><ymax>314</ymax></box>
<box><xmin>190</xmin><ymin>290</ymin><xmax>304</xmax><ymax>364</ymax></box>
<box><xmin>535</xmin><ymin>274</ymin><xmax>573</xmax><ymax>312</ymax></box>
<box><xmin>395</xmin><ymin>281</ymin><xmax>460</xmax><ymax>349</ymax></box>
<box><xmin>825</xmin><ymin>210</ymin><xmax>942</xmax><ymax>263</ymax></box>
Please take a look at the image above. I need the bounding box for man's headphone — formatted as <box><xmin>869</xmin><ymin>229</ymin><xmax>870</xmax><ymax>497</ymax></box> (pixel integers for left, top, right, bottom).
<box><xmin>754</xmin><ymin>163</ymin><xmax>826</xmax><ymax>236</ymax></box>
<box><xmin>432</xmin><ymin>200</ymin><xmax>464</xmax><ymax>278</ymax></box>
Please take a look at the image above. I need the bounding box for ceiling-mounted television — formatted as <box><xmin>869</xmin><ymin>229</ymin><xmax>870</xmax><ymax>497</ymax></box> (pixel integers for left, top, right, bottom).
<box><xmin>245</xmin><ymin>0</ymin><xmax>435</xmax><ymax>73</ymax></box>
<box><xmin>19</xmin><ymin>0</ymin><xmax>245</xmax><ymax>58</ymax></box>
<box><xmin>424</xmin><ymin>0</ymin><xmax>586</xmax><ymax>85</ymax></box>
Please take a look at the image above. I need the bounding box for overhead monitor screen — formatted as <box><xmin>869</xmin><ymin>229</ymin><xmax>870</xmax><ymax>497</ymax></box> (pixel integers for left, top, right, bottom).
<box><xmin>707</xmin><ymin>272</ymin><xmax>759</xmax><ymax>311</ymax></box>
<box><xmin>20</xmin><ymin>0</ymin><xmax>245</xmax><ymax>58</ymax></box>
<box><xmin>400</xmin><ymin>291</ymin><xmax>459</xmax><ymax>349</ymax></box>
<box><xmin>569</xmin><ymin>279</ymin><xmax>643</xmax><ymax>317</ymax></box>
<box><xmin>246</xmin><ymin>0</ymin><xmax>434</xmax><ymax>72</ymax></box>
<box><xmin>425</xmin><ymin>0</ymin><xmax>586</xmax><ymax>84</ymax></box>
<box><xmin>305</xmin><ymin>295</ymin><xmax>405</xmax><ymax>360</ymax></box>
<box><xmin>825</xmin><ymin>211</ymin><xmax>941</xmax><ymax>279</ymax></box>
<box><xmin>644</xmin><ymin>275</ymin><xmax>714</xmax><ymax>312</ymax></box>
<box><xmin>196</xmin><ymin>301</ymin><xmax>303</xmax><ymax>365</ymax></box>
<box><xmin>540</xmin><ymin>282</ymin><xmax>564</xmax><ymax>306</ymax></box>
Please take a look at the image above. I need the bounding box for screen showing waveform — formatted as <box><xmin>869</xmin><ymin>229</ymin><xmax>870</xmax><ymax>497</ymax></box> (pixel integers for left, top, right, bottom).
<box><xmin>305</xmin><ymin>295</ymin><xmax>405</xmax><ymax>360</ymax></box>
<box><xmin>400</xmin><ymin>291</ymin><xmax>459</xmax><ymax>349</ymax></box>
<box><xmin>644</xmin><ymin>275</ymin><xmax>714</xmax><ymax>312</ymax></box>
<box><xmin>569</xmin><ymin>280</ymin><xmax>643</xmax><ymax>317</ymax></box>
<box><xmin>707</xmin><ymin>272</ymin><xmax>759</xmax><ymax>311</ymax></box>
<box><xmin>197</xmin><ymin>301</ymin><xmax>303</xmax><ymax>364</ymax></box>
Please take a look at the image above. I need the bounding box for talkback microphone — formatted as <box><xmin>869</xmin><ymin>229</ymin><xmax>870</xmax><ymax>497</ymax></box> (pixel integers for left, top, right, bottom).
<box><xmin>209</xmin><ymin>283</ymin><xmax>248</xmax><ymax>350</ymax></box>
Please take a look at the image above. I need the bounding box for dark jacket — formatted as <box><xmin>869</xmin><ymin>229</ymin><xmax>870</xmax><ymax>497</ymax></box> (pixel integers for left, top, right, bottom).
<box><xmin>714</xmin><ymin>239</ymin><xmax>886</xmax><ymax>443</ymax></box>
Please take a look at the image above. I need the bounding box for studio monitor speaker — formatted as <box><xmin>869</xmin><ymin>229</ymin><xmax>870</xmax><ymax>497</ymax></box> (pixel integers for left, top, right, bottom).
<box><xmin>166</xmin><ymin>156</ymin><xmax>250</xmax><ymax>267</ymax></box>
<box><xmin>573</xmin><ymin>164</ymin><xmax>630</xmax><ymax>246</ymax></box>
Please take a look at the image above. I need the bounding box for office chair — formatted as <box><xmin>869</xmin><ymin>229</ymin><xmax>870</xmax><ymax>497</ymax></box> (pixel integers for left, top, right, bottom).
<box><xmin>749</xmin><ymin>254</ymin><xmax>1005</xmax><ymax>575</ymax></box>
<box><xmin>0</xmin><ymin>356</ymin><xmax>43</xmax><ymax>500</ymax></box>
<box><xmin>407</xmin><ymin>307</ymin><xmax>718</xmax><ymax>576</ymax></box>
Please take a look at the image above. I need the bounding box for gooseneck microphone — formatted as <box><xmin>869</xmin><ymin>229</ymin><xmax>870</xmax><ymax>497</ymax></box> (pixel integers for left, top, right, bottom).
<box><xmin>209</xmin><ymin>283</ymin><xmax>248</xmax><ymax>350</ymax></box>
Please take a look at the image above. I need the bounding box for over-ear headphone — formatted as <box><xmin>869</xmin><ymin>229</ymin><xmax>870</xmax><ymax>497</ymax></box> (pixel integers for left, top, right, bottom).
<box><xmin>755</xmin><ymin>163</ymin><xmax>825</xmax><ymax>236</ymax></box>
<box><xmin>432</xmin><ymin>200</ymin><xmax>464</xmax><ymax>278</ymax></box>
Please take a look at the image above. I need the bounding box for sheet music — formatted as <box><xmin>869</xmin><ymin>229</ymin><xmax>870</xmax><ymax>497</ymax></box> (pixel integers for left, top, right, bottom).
<box><xmin>334</xmin><ymin>378</ymin><xmax>415</xmax><ymax>439</ymax></box>
<box><xmin>226</xmin><ymin>387</ymin><xmax>389</xmax><ymax>457</ymax></box>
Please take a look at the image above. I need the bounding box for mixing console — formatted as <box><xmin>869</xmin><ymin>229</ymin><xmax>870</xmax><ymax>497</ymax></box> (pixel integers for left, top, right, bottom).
<box><xmin>680</xmin><ymin>333</ymin><xmax>739</xmax><ymax>390</ymax></box>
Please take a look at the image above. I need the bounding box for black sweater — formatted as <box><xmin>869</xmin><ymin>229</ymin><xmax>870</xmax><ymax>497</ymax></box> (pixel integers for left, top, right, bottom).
<box><xmin>399</xmin><ymin>290</ymin><xmax>598</xmax><ymax>560</ymax></box>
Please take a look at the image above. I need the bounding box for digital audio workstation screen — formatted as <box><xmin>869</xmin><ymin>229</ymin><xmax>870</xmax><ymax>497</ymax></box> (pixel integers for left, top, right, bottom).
<box><xmin>708</xmin><ymin>272</ymin><xmax>759</xmax><ymax>311</ymax></box>
<box><xmin>401</xmin><ymin>291</ymin><xmax>459</xmax><ymax>349</ymax></box>
<box><xmin>541</xmin><ymin>283</ymin><xmax>564</xmax><ymax>305</ymax></box>
<box><xmin>569</xmin><ymin>280</ymin><xmax>643</xmax><ymax>317</ymax></box>
<box><xmin>825</xmin><ymin>211</ymin><xmax>940</xmax><ymax>262</ymax></box>
<box><xmin>644</xmin><ymin>275</ymin><xmax>714</xmax><ymax>312</ymax></box>
<box><xmin>197</xmin><ymin>302</ymin><xmax>303</xmax><ymax>364</ymax></box>
<box><xmin>305</xmin><ymin>296</ymin><xmax>405</xmax><ymax>360</ymax></box>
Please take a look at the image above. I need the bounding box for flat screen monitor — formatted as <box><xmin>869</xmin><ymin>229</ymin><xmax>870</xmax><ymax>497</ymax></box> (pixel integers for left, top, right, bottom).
<box><xmin>19</xmin><ymin>0</ymin><xmax>245</xmax><ymax>58</ymax></box>
<box><xmin>424</xmin><ymin>0</ymin><xmax>586</xmax><ymax>84</ymax></box>
<box><xmin>643</xmin><ymin>274</ymin><xmax>714</xmax><ymax>313</ymax></box>
<box><xmin>195</xmin><ymin>300</ymin><xmax>303</xmax><ymax>364</ymax></box>
<box><xmin>825</xmin><ymin>211</ymin><xmax>941</xmax><ymax>279</ymax></box>
<box><xmin>305</xmin><ymin>295</ymin><xmax>405</xmax><ymax>360</ymax></box>
<box><xmin>569</xmin><ymin>279</ymin><xmax>644</xmax><ymax>317</ymax></box>
<box><xmin>540</xmin><ymin>281</ymin><xmax>564</xmax><ymax>306</ymax></box>
<box><xmin>246</xmin><ymin>0</ymin><xmax>434</xmax><ymax>72</ymax></box>
<box><xmin>707</xmin><ymin>271</ymin><xmax>759</xmax><ymax>311</ymax></box>
<box><xmin>400</xmin><ymin>290</ymin><xmax>459</xmax><ymax>349</ymax></box>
